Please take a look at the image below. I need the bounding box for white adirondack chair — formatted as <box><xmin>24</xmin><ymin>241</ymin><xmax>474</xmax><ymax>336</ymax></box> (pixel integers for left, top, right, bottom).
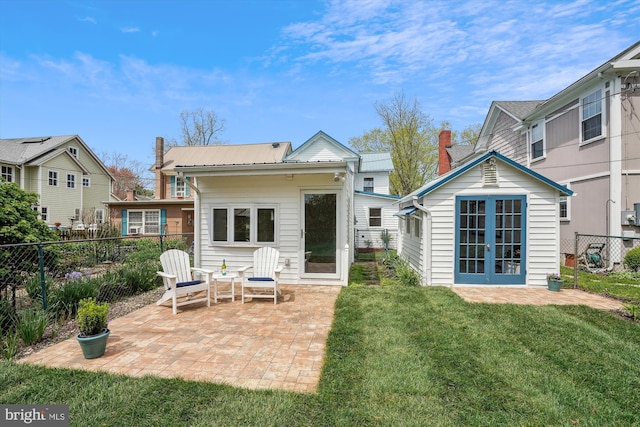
<box><xmin>157</xmin><ymin>249</ymin><xmax>212</xmax><ymax>314</ymax></box>
<box><xmin>238</xmin><ymin>247</ymin><xmax>283</xmax><ymax>304</ymax></box>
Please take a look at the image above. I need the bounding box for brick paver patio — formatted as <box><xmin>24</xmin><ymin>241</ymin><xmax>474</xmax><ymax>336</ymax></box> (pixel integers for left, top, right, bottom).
<box><xmin>452</xmin><ymin>286</ymin><xmax>624</xmax><ymax>311</ymax></box>
<box><xmin>20</xmin><ymin>284</ymin><xmax>341</xmax><ymax>393</ymax></box>
<box><xmin>19</xmin><ymin>282</ymin><xmax>624</xmax><ymax>394</ymax></box>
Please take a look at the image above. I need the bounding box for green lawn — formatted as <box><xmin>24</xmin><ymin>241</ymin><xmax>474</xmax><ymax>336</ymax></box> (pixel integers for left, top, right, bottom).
<box><xmin>2</xmin><ymin>286</ymin><xmax>639</xmax><ymax>426</ymax></box>
<box><xmin>561</xmin><ymin>265</ymin><xmax>640</xmax><ymax>303</ymax></box>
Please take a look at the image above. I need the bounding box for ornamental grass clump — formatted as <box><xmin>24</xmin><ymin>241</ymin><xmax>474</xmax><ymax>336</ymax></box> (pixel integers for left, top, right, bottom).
<box><xmin>76</xmin><ymin>298</ymin><xmax>109</xmax><ymax>337</ymax></box>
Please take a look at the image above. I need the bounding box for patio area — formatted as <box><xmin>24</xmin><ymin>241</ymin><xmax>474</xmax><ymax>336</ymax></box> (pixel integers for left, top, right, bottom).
<box><xmin>452</xmin><ymin>286</ymin><xmax>624</xmax><ymax>310</ymax></box>
<box><xmin>19</xmin><ymin>284</ymin><xmax>342</xmax><ymax>393</ymax></box>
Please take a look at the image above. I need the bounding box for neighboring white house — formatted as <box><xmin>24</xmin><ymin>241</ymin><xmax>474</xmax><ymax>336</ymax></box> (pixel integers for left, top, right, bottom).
<box><xmin>354</xmin><ymin>152</ymin><xmax>400</xmax><ymax>251</ymax></box>
<box><xmin>174</xmin><ymin>131</ymin><xmax>396</xmax><ymax>287</ymax></box>
<box><xmin>396</xmin><ymin>150</ymin><xmax>573</xmax><ymax>287</ymax></box>
<box><xmin>0</xmin><ymin>135</ymin><xmax>113</xmax><ymax>228</ymax></box>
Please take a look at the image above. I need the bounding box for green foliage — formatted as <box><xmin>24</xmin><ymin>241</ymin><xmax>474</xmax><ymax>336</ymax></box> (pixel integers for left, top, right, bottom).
<box><xmin>623</xmin><ymin>303</ymin><xmax>640</xmax><ymax>321</ymax></box>
<box><xmin>76</xmin><ymin>298</ymin><xmax>109</xmax><ymax>336</ymax></box>
<box><xmin>0</xmin><ymin>297</ymin><xmax>16</xmax><ymax>334</ymax></box>
<box><xmin>0</xmin><ymin>329</ymin><xmax>19</xmax><ymax>360</ymax></box>
<box><xmin>0</xmin><ymin>182</ymin><xmax>58</xmax><ymax>245</ymax></box>
<box><xmin>25</xmin><ymin>275</ymin><xmax>53</xmax><ymax>307</ymax></box>
<box><xmin>623</xmin><ymin>246</ymin><xmax>640</xmax><ymax>272</ymax></box>
<box><xmin>393</xmin><ymin>256</ymin><xmax>420</xmax><ymax>286</ymax></box>
<box><xmin>49</xmin><ymin>278</ymin><xmax>99</xmax><ymax>317</ymax></box>
<box><xmin>17</xmin><ymin>308</ymin><xmax>49</xmax><ymax>345</ymax></box>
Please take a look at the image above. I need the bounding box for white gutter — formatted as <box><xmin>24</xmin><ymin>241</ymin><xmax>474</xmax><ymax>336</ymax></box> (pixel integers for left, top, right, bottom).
<box><xmin>178</xmin><ymin>171</ymin><xmax>202</xmax><ymax>268</ymax></box>
<box><xmin>412</xmin><ymin>196</ymin><xmax>432</xmax><ymax>286</ymax></box>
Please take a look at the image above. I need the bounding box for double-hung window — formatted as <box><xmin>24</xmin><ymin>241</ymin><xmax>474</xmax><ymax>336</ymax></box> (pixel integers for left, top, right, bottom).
<box><xmin>40</xmin><ymin>206</ymin><xmax>48</xmax><ymax>222</ymax></box>
<box><xmin>66</xmin><ymin>174</ymin><xmax>76</xmax><ymax>189</ymax></box>
<box><xmin>581</xmin><ymin>89</ymin><xmax>603</xmax><ymax>143</ymax></box>
<box><xmin>531</xmin><ymin>121</ymin><xmax>544</xmax><ymax>160</ymax></box>
<box><xmin>559</xmin><ymin>183</ymin><xmax>570</xmax><ymax>221</ymax></box>
<box><xmin>363</xmin><ymin>177</ymin><xmax>374</xmax><ymax>193</ymax></box>
<box><xmin>369</xmin><ymin>208</ymin><xmax>382</xmax><ymax>227</ymax></box>
<box><xmin>211</xmin><ymin>205</ymin><xmax>277</xmax><ymax>245</ymax></box>
<box><xmin>48</xmin><ymin>170</ymin><xmax>58</xmax><ymax>186</ymax></box>
<box><xmin>1</xmin><ymin>166</ymin><xmax>13</xmax><ymax>182</ymax></box>
<box><xmin>127</xmin><ymin>210</ymin><xmax>161</xmax><ymax>234</ymax></box>
<box><xmin>68</xmin><ymin>146</ymin><xmax>78</xmax><ymax>158</ymax></box>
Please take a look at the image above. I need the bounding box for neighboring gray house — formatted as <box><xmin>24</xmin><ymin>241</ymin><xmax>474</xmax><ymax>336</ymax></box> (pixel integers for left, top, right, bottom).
<box><xmin>396</xmin><ymin>150</ymin><xmax>573</xmax><ymax>287</ymax></box>
<box><xmin>0</xmin><ymin>135</ymin><xmax>114</xmax><ymax>228</ymax></box>
<box><xmin>464</xmin><ymin>41</ymin><xmax>640</xmax><ymax>264</ymax></box>
<box><xmin>354</xmin><ymin>152</ymin><xmax>400</xmax><ymax>251</ymax></box>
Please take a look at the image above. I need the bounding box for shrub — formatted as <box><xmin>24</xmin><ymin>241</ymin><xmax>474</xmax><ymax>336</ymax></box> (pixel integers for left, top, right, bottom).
<box><xmin>76</xmin><ymin>298</ymin><xmax>109</xmax><ymax>337</ymax></box>
<box><xmin>49</xmin><ymin>277</ymin><xmax>99</xmax><ymax>317</ymax></box>
<box><xmin>394</xmin><ymin>257</ymin><xmax>420</xmax><ymax>287</ymax></box>
<box><xmin>0</xmin><ymin>329</ymin><xmax>19</xmax><ymax>360</ymax></box>
<box><xmin>25</xmin><ymin>275</ymin><xmax>54</xmax><ymax>307</ymax></box>
<box><xmin>17</xmin><ymin>308</ymin><xmax>49</xmax><ymax>345</ymax></box>
<box><xmin>624</xmin><ymin>246</ymin><xmax>640</xmax><ymax>272</ymax></box>
<box><xmin>0</xmin><ymin>297</ymin><xmax>16</xmax><ymax>334</ymax></box>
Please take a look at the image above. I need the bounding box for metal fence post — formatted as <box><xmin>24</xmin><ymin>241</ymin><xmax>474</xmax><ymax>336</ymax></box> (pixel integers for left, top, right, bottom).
<box><xmin>159</xmin><ymin>234</ymin><xmax>164</xmax><ymax>253</ymax></box>
<box><xmin>573</xmin><ymin>232</ymin><xmax>578</xmax><ymax>289</ymax></box>
<box><xmin>37</xmin><ymin>243</ymin><xmax>47</xmax><ymax>310</ymax></box>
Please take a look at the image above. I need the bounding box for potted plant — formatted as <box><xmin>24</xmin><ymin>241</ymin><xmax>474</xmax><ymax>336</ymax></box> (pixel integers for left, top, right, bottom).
<box><xmin>76</xmin><ymin>297</ymin><xmax>110</xmax><ymax>359</ymax></box>
<box><xmin>547</xmin><ymin>272</ymin><xmax>563</xmax><ymax>292</ymax></box>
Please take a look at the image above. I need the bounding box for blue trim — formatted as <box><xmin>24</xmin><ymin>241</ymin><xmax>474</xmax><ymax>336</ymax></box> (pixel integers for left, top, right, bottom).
<box><xmin>394</xmin><ymin>207</ymin><xmax>417</xmax><ymax>217</ymax></box>
<box><xmin>402</xmin><ymin>150</ymin><xmax>573</xmax><ymax>202</ymax></box>
<box><xmin>176</xmin><ymin>280</ymin><xmax>202</xmax><ymax>288</ymax></box>
<box><xmin>354</xmin><ymin>190</ymin><xmax>401</xmax><ymax>199</ymax></box>
<box><xmin>161</xmin><ymin>209</ymin><xmax>167</xmax><ymax>235</ymax></box>
<box><xmin>121</xmin><ymin>209</ymin><xmax>127</xmax><ymax>236</ymax></box>
<box><xmin>248</xmin><ymin>277</ymin><xmax>274</xmax><ymax>282</ymax></box>
<box><xmin>454</xmin><ymin>195</ymin><xmax>527</xmax><ymax>285</ymax></box>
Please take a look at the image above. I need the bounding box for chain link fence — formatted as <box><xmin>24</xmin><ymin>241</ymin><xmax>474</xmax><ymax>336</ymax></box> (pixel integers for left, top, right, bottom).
<box><xmin>0</xmin><ymin>234</ymin><xmax>192</xmax><ymax>343</ymax></box>
<box><xmin>569</xmin><ymin>232</ymin><xmax>640</xmax><ymax>287</ymax></box>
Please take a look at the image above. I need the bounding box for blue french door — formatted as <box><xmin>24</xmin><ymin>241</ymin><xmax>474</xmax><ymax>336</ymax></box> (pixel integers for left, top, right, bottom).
<box><xmin>455</xmin><ymin>195</ymin><xmax>526</xmax><ymax>284</ymax></box>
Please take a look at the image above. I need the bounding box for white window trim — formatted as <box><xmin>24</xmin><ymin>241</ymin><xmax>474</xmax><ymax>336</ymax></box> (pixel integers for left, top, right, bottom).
<box><xmin>127</xmin><ymin>209</ymin><xmax>161</xmax><ymax>235</ymax></box>
<box><xmin>48</xmin><ymin>170</ymin><xmax>58</xmax><ymax>186</ymax></box>
<box><xmin>66</xmin><ymin>173</ymin><xmax>76</xmax><ymax>189</ymax></box>
<box><xmin>40</xmin><ymin>206</ymin><xmax>49</xmax><ymax>222</ymax></box>
<box><xmin>175</xmin><ymin>177</ymin><xmax>186</xmax><ymax>197</ymax></box>
<box><xmin>82</xmin><ymin>177</ymin><xmax>90</xmax><ymax>187</ymax></box>
<box><xmin>560</xmin><ymin>183</ymin><xmax>571</xmax><ymax>221</ymax></box>
<box><xmin>412</xmin><ymin>215</ymin><xmax>421</xmax><ymax>238</ymax></box>
<box><xmin>579</xmin><ymin>86</ymin><xmax>606</xmax><ymax>146</ymax></box>
<box><xmin>95</xmin><ymin>208</ymin><xmax>104</xmax><ymax>224</ymax></box>
<box><xmin>1</xmin><ymin>165</ymin><xmax>14</xmax><ymax>182</ymax></box>
<box><xmin>209</xmin><ymin>204</ymin><xmax>279</xmax><ymax>246</ymax></box>
<box><xmin>368</xmin><ymin>207</ymin><xmax>382</xmax><ymax>228</ymax></box>
<box><xmin>363</xmin><ymin>177</ymin><xmax>374</xmax><ymax>193</ymax></box>
<box><xmin>68</xmin><ymin>146</ymin><xmax>78</xmax><ymax>159</ymax></box>
<box><xmin>530</xmin><ymin>120</ymin><xmax>545</xmax><ymax>163</ymax></box>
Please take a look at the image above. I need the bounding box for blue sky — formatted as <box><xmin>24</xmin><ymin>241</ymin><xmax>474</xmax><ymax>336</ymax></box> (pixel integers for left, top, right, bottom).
<box><xmin>1</xmin><ymin>0</ymin><xmax>639</xmax><ymax>169</ymax></box>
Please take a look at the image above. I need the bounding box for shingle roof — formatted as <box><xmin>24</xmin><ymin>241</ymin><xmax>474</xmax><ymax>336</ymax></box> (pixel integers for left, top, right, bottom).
<box><xmin>359</xmin><ymin>152</ymin><xmax>393</xmax><ymax>172</ymax></box>
<box><xmin>494</xmin><ymin>101</ymin><xmax>544</xmax><ymax>120</ymax></box>
<box><xmin>445</xmin><ymin>145</ymin><xmax>474</xmax><ymax>163</ymax></box>
<box><xmin>0</xmin><ymin>135</ymin><xmax>77</xmax><ymax>164</ymax></box>
<box><xmin>161</xmin><ymin>142</ymin><xmax>293</xmax><ymax>171</ymax></box>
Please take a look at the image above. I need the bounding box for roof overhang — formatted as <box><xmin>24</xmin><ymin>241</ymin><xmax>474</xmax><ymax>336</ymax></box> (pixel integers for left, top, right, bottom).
<box><xmin>175</xmin><ymin>161</ymin><xmax>348</xmax><ymax>177</ymax></box>
<box><xmin>394</xmin><ymin>206</ymin><xmax>417</xmax><ymax>217</ymax></box>
<box><xmin>105</xmin><ymin>199</ymin><xmax>194</xmax><ymax>206</ymax></box>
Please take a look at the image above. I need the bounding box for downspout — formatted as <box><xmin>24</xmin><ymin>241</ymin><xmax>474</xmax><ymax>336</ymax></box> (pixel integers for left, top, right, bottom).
<box><xmin>178</xmin><ymin>171</ymin><xmax>202</xmax><ymax>268</ymax></box>
<box><xmin>412</xmin><ymin>196</ymin><xmax>432</xmax><ymax>286</ymax></box>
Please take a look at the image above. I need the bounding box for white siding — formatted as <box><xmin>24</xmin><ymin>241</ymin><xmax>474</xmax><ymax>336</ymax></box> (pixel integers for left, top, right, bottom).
<box><xmin>399</xmin><ymin>159</ymin><xmax>561</xmax><ymax>287</ymax></box>
<box><xmin>354</xmin><ymin>171</ymin><xmax>390</xmax><ymax>194</ymax></box>
<box><xmin>196</xmin><ymin>173</ymin><xmax>349</xmax><ymax>286</ymax></box>
<box><xmin>354</xmin><ymin>194</ymin><xmax>398</xmax><ymax>250</ymax></box>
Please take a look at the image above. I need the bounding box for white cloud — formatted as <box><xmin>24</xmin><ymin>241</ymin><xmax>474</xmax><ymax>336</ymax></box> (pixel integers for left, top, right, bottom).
<box><xmin>121</xmin><ymin>27</ymin><xmax>140</xmax><ymax>33</ymax></box>
<box><xmin>78</xmin><ymin>16</ymin><xmax>97</xmax><ymax>24</ymax></box>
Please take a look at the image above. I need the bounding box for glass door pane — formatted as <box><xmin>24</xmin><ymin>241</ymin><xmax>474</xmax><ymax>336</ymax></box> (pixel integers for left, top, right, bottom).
<box><xmin>304</xmin><ymin>193</ymin><xmax>337</xmax><ymax>274</ymax></box>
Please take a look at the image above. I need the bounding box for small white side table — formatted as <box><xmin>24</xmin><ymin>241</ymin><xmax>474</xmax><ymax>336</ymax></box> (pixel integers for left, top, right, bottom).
<box><xmin>212</xmin><ymin>272</ymin><xmax>237</xmax><ymax>303</ymax></box>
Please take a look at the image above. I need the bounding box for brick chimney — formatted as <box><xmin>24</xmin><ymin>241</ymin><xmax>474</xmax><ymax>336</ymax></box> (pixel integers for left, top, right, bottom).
<box><xmin>126</xmin><ymin>189</ymin><xmax>136</xmax><ymax>201</ymax></box>
<box><xmin>155</xmin><ymin>137</ymin><xmax>165</xmax><ymax>199</ymax></box>
<box><xmin>438</xmin><ymin>130</ymin><xmax>452</xmax><ymax>176</ymax></box>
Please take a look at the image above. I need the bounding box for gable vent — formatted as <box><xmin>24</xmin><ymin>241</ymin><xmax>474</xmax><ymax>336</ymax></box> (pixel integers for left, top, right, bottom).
<box><xmin>483</xmin><ymin>158</ymin><xmax>498</xmax><ymax>186</ymax></box>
